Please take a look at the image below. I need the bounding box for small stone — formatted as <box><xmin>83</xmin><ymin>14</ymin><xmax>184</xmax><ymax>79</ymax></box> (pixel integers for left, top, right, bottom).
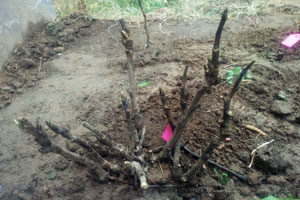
<box><xmin>53</xmin><ymin>159</ymin><xmax>69</xmax><ymax>171</ymax></box>
<box><xmin>214</xmin><ymin>190</ymin><xmax>229</xmax><ymax>200</ymax></box>
<box><xmin>256</xmin><ymin>187</ymin><xmax>270</xmax><ymax>198</ymax></box>
<box><xmin>11</xmin><ymin>81</ymin><xmax>22</xmax><ymax>88</ymax></box>
<box><xmin>19</xmin><ymin>58</ymin><xmax>36</xmax><ymax>68</ymax></box>
<box><xmin>16</xmin><ymin>89</ymin><xmax>23</xmax><ymax>94</ymax></box>
<box><xmin>254</xmin><ymin>147</ymin><xmax>290</xmax><ymax>174</ymax></box>
<box><xmin>271</xmin><ymin>100</ymin><xmax>293</xmax><ymax>116</ymax></box>
<box><xmin>228</xmin><ymin>193</ymin><xmax>244</xmax><ymax>200</ymax></box>
<box><xmin>66</xmin><ymin>141</ymin><xmax>80</xmax><ymax>152</ymax></box>
<box><xmin>53</xmin><ymin>47</ymin><xmax>65</xmax><ymax>53</ymax></box>
<box><xmin>240</xmin><ymin>187</ymin><xmax>251</xmax><ymax>196</ymax></box>
<box><xmin>4</xmin><ymin>95</ymin><xmax>10</xmax><ymax>100</ymax></box>
<box><xmin>1</xmin><ymin>86</ymin><xmax>11</xmax><ymax>91</ymax></box>
<box><xmin>248</xmin><ymin>172</ymin><xmax>261</xmax><ymax>186</ymax></box>
<box><xmin>267</xmin><ymin>176</ymin><xmax>288</xmax><ymax>186</ymax></box>
<box><xmin>199</xmin><ymin>175</ymin><xmax>221</xmax><ymax>188</ymax></box>
<box><xmin>64</xmin><ymin>28</ymin><xmax>75</xmax><ymax>35</ymax></box>
<box><xmin>58</xmin><ymin>31</ymin><xmax>68</xmax><ymax>37</ymax></box>
<box><xmin>236</xmin><ymin>150</ymin><xmax>249</xmax><ymax>163</ymax></box>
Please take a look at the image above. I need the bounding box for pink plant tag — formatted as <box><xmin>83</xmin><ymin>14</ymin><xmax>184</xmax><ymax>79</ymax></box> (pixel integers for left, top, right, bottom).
<box><xmin>281</xmin><ymin>33</ymin><xmax>300</xmax><ymax>48</ymax></box>
<box><xmin>162</xmin><ymin>124</ymin><xmax>173</xmax><ymax>142</ymax></box>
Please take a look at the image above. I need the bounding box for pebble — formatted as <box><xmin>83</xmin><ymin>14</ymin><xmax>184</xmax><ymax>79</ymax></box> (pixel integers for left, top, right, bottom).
<box><xmin>248</xmin><ymin>172</ymin><xmax>261</xmax><ymax>186</ymax></box>
<box><xmin>16</xmin><ymin>89</ymin><xmax>23</xmax><ymax>94</ymax></box>
<box><xmin>2</xmin><ymin>86</ymin><xmax>11</xmax><ymax>91</ymax></box>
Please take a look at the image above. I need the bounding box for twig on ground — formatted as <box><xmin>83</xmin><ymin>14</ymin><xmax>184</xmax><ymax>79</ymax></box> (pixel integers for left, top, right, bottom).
<box><xmin>46</xmin><ymin>121</ymin><xmax>121</xmax><ymax>173</ymax></box>
<box><xmin>248</xmin><ymin>139</ymin><xmax>275</xmax><ymax>168</ymax></box>
<box><xmin>83</xmin><ymin>122</ymin><xmax>132</xmax><ymax>160</ymax></box>
<box><xmin>15</xmin><ymin>118</ymin><xmax>108</xmax><ymax>181</ymax></box>
<box><xmin>245</xmin><ymin>125</ymin><xmax>268</xmax><ymax>137</ymax></box>
<box><xmin>138</xmin><ymin>0</ymin><xmax>150</xmax><ymax>48</ymax></box>
<box><xmin>159</xmin><ymin>17</ymin><xmax>169</xmax><ymax>35</ymax></box>
<box><xmin>107</xmin><ymin>22</ymin><xmax>119</xmax><ymax>48</ymax></box>
<box><xmin>181</xmin><ymin>61</ymin><xmax>256</xmax><ymax>182</ymax></box>
<box><xmin>38</xmin><ymin>57</ymin><xmax>42</xmax><ymax>72</ymax></box>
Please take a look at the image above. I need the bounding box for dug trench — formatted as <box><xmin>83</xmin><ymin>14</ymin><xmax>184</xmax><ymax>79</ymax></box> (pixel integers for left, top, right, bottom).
<box><xmin>0</xmin><ymin>12</ymin><xmax>300</xmax><ymax>200</ymax></box>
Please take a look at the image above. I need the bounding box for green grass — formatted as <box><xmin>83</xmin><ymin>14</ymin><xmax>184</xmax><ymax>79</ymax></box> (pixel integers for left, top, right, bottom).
<box><xmin>52</xmin><ymin>0</ymin><xmax>273</xmax><ymax>20</ymax></box>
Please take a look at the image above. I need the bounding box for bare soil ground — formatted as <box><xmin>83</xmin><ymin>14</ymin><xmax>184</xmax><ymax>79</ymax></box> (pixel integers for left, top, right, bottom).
<box><xmin>0</xmin><ymin>3</ymin><xmax>300</xmax><ymax>200</ymax></box>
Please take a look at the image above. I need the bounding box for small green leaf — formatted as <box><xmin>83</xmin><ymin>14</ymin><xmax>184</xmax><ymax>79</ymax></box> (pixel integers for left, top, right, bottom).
<box><xmin>137</xmin><ymin>81</ymin><xmax>152</xmax><ymax>87</ymax></box>
<box><xmin>226</xmin><ymin>70</ymin><xmax>234</xmax><ymax>76</ymax></box>
<box><xmin>261</xmin><ymin>195</ymin><xmax>279</xmax><ymax>200</ymax></box>
<box><xmin>245</xmin><ymin>74</ymin><xmax>252</xmax><ymax>79</ymax></box>
<box><xmin>232</xmin><ymin>67</ymin><xmax>241</xmax><ymax>76</ymax></box>
<box><xmin>220</xmin><ymin>173</ymin><xmax>229</xmax><ymax>185</ymax></box>
<box><xmin>228</xmin><ymin>80</ymin><xmax>233</xmax><ymax>85</ymax></box>
<box><xmin>213</xmin><ymin>168</ymin><xmax>219</xmax><ymax>175</ymax></box>
<box><xmin>277</xmin><ymin>91</ymin><xmax>287</xmax><ymax>101</ymax></box>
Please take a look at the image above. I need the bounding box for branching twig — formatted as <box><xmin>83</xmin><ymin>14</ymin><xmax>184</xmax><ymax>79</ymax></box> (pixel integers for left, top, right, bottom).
<box><xmin>119</xmin><ymin>19</ymin><xmax>144</xmax><ymax>137</ymax></box>
<box><xmin>159</xmin><ymin>85</ymin><xmax>210</xmax><ymax>160</ymax></box>
<box><xmin>173</xmin><ymin>65</ymin><xmax>190</xmax><ymax>173</ymax></box>
<box><xmin>181</xmin><ymin>61</ymin><xmax>255</xmax><ymax>181</ymax></box>
<box><xmin>180</xmin><ymin>65</ymin><xmax>190</xmax><ymax>114</ymax></box>
<box><xmin>159</xmin><ymin>87</ymin><xmax>175</xmax><ymax>130</ymax></box>
<box><xmin>121</xmin><ymin>95</ymin><xmax>136</xmax><ymax>154</ymax></box>
<box><xmin>83</xmin><ymin>122</ymin><xmax>133</xmax><ymax>160</ymax></box>
<box><xmin>46</xmin><ymin>121</ymin><xmax>120</xmax><ymax>173</ymax></box>
<box><xmin>137</xmin><ymin>125</ymin><xmax>146</xmax><ymax>151</ymax></box>
<box><xmin>124</xmin><ymin>161</ymin><xmax>149</xmax><ymax>189</ymax></box>
<box><xmin>138</xmin><ymin>0</ymin><xmax>150</xmax><ymax>48</ymax></box>
<box><xmin>205</xmin><ymin>8</ymin><xmax>228</xmax><ymax>85</ymax></box>
<box><xmin>15</xmin><ymin>118</ymin><xmax>108</xmax><ymax>181</ymax></box>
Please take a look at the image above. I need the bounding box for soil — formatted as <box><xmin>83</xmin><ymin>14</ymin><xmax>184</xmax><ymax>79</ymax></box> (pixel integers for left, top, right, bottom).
<box><xmin>0</xmin><ymin>3</ymin><xmax>300</xmax><ymax>200</ymax></box>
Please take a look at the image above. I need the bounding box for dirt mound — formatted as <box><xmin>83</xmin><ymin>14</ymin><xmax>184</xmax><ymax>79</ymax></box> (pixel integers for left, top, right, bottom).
<box><xmin>0</xmin><ymin>15</ymin><xmax>94</xmax><ymax>109</ymax></box>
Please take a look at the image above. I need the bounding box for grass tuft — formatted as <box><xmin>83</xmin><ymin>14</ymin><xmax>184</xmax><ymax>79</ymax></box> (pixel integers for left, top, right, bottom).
<box><xmin>52</xmin><ymin>0</ymin><xmax>273</xmax><ymax>21</ymax></box>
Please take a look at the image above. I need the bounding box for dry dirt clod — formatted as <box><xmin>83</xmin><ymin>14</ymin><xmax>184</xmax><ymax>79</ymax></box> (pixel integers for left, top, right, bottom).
<box><xmin>247</xmin><ymin>172</ymin><xmax>261</xmax><ymax>186</ymax></box>
<box><xmin>19</xmin><ymin>58</ymin><xmax>36</xmax><ymax>68</ymax></box>
<box><xmin>271</xmin><ymin>100</ymin><xmax>293</xmax><ymax>116</ymax></box>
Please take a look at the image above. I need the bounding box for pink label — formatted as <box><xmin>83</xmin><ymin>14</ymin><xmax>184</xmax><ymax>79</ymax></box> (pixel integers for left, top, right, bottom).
<box><xmin>162</xmin><ymin>124</ymin><xmax>173</xmax><ymax>142</ymax></box>
<box><xmin>281</xmin><ymin>33</ymin><xmax>300</xmax><ymax>48</ymax></box>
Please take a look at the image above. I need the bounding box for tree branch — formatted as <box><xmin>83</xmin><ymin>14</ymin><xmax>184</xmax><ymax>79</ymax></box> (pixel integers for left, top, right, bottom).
<box><xmin>15</xmin><ymin>118</ymin><xmax>108</xmax><ymax>181</ymax></box>
<box><xmin>205</xmin><ymin>8</ymin><xmax>228</xmax><ymax>85</ymax></box>
<box><xmin>181</xmin><ymin>61</ymin><xmax>255</xmax><ymax>181</ymax></box>
<box><xmin>119</xmin><ymin>19</ymin><xmax>144</xmax><ymax>136</ymax></box>
<box><xmin>138</xmin><ymin>0</ymin><xmax>150</xmax><ymax>48</ymax></box>
<box><xmin>159</xmin><ymin>87</ymin><xmax>175</xmax><ymax>130</ymax></box>
<box><xmin>46</xmin><ymin>121</ymin><xmax>120</xmax><ymax>173</ymax></box>
<box><xmin>124</xmin><ymin>161</ymin><xmax>149</xmax><ymax>189</ymax></box>
<box><xmin>159</xmin><ymin>85</ymin><xmax>210</xmax><ymax>160</ymax></box>
<box><xmin>121</xmin><ymin>95</ymin><xmax>136</xmax><ymax>154</ymax></box>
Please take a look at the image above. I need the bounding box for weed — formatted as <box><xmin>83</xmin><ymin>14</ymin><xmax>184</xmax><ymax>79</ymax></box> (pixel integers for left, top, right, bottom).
<box><xmin>224</xmin><ymin>66</ymin><xmax>252</xmax><ymax>85</ymax></box>
<box><xmin>137</xmin><ymin>81</ymin><xmax>152</xmax><ymax>87</ymax></box>
<box><xmin>261</xmin><ymin>195</ymin><xmax>300</xmax><ymax>200</ymax></box>
<box><xmin>213</xmin><ymin>168</ymin><xmax>229</xmax><ymax>185</ymax></box>
<box><xmin>277</xmin><ymin>91</ymin><xmax>287</xmax><ymax>101</ymax></box>
<box><xmin>220</xmin><ymin>173</ymin><xmax>229</xmax><ymax>185</ymax></box>
<box><xmin>52</xmin><ymin>0</ymin><xmax>273</xmax><ymax>20</ymax></box>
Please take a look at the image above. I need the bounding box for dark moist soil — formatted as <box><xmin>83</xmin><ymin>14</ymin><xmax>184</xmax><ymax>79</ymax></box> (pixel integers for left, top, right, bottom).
<box><xmin>0</xmin><ymin>10</ymin><xmax>300</xmax><ymax>200</ymax></box>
